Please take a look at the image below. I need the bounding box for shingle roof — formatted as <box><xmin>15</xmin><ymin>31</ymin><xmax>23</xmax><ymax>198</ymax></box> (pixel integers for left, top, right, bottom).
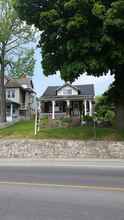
<box><xmin>5</xmin><ymin>79</ymin><xmax>21</xmax><ymax>88</ymax></box>
<box><xmin>42</xmin><ymin>84</ymin><xmax>95</xmax><ymax>97</ymax></box>
<box><xmin>17</xmin><ymin>78</ymin><xmax>34</xmax><ymax>89</ymax></box>
<box><xmin>6</xmin><ymin>78</ymin><xmax>34</xmax><ymax>90</ymax></box>
<box><xmin>75</xmin><ymin>84</ymin><xmax>95</xmax><ymax>96</ymax></box>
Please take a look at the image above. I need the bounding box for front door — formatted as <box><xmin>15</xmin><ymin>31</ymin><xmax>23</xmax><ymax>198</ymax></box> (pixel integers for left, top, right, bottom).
<box><xmin>72</xmin><ymin>101</ymin><xmax>80</xmax><ymax>116</ymax></box>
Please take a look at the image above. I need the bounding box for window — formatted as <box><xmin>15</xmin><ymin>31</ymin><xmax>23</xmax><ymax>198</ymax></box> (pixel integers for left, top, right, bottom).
<box><xmin>7</xmin><ymin>89</ymin><xmax>15</xmax><ymax>98</ymax></box>
<box><xmin>7</xmin><ymin>90</ymin><xmax>11</xmax><ymax>98</ymax></box>
<box><xmin>11</xmin><ymin>90</ymin><xmax>15</xmax><ymax>98</ymax></box>
<box><xmin>63</xmin><ymin>89</ymin><xmax>72</xmax><ymax>95</ymax></box>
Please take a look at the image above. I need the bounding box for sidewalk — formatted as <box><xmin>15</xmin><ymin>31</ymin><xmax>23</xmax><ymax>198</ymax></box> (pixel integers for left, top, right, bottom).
<box><xmin>0</xmin><ymin>159</ymin><xmax>124</xmax><ymax>168</ymax></box>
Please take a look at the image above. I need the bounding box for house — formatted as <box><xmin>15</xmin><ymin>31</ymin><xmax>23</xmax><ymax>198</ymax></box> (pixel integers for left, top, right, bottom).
<box><xmin>41</xmin><ymin>83</ymin><xmax>95</xmax><ymax>119</ymax></box>
<box><xmin>5</xmin><ymin>75</ymin><xmax>36</xmax><ymax>122</ymax></box>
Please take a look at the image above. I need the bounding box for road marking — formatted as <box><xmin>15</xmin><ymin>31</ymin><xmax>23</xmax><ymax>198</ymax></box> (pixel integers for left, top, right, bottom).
<box><xmin>0</xmin><ymin>181</ymin><xmax>124</xmax><ymax>192</ymax></box>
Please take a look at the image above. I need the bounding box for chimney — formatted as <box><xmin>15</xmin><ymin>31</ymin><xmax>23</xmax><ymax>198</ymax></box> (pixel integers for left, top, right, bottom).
<box><xmin>20</xmin><ymin>73</ymin><xmax>27</xmax><ymax>79</ymax></box>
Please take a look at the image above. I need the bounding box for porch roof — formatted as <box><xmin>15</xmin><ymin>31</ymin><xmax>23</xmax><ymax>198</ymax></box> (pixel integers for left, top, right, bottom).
<box><xmin>41</xmin><ymin>95</ymin><xmax>94</xmax><ymax>102</ymax></box>
<box><xmin>6</xmin><ymin>99</ymin><xmax>20</xmax><ymax>106</ymax></box>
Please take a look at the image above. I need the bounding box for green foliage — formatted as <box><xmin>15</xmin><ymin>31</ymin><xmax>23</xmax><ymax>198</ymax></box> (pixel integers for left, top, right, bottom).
<box><xmin>95</xmin><ymin>95</ymin><xmax>115</xmax><ymax>123</ymax></box>
<box><xmin>92</xmin><ymin>2</ymin><xmax>106</xmax><ymax>19</ymax></box>
<box><xmin>9</xmin><ymin>49</ymin><xmax>35</xmax><ymax>77</ymax></box>
<box><xmin>0</xmin><ymin>120</ymin><xmax>124</xmax><ymax>141</ymax></box>
<box><xmin>83</xmin><ymin>115</ymin><xmax>93</xmax><ymax>122</ymax></box>
<box><xmin>104</xmin><ymin>110</ymin><xmax>115</xmax><ymax>122</ymax></box>
<box><xmin>0</xmin><ymin>0</ymin><xmax>35</xmax><ymax>76</ymax></box>
<box><xmin>0</xmin><ymin>0</ymin><xmax>36</xmax><ymax>122</ymax></box>
<box><xmin>14</xmin><ymin>0</ymin><xmax>124</xmax><ymax>109</ymax></box>
<box><xmin>62</xmin><ymin>117</ymin><xmax>72</xmax><ymax>123</ymax></box>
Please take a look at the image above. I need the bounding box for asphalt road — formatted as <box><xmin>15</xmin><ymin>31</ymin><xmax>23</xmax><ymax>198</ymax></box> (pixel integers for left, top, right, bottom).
<box><xmin>0</xmin><ymin>166</ymin><xmax>124</xmax><ymax>220</ymax></box>
<box><xmin>0</xmin><ymin>166</ymin><xmax>124</xmax><ymax>188</ymax></box>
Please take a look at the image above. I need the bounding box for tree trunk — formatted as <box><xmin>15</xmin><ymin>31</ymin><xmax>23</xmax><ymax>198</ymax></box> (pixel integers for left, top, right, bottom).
<box><xmin>0</xmin><ymin>44</ymin><xmax>6</xmax><ymax>123</ymax></box>
<box><xmin>114</xmin><ymin>65</ymin><xmax>124</xmax><ymax>129</ymax></box>
<box><xmin>116</xmin><ymin>105</ymin><xmax>124</xmax><ymax>129</ymax></box>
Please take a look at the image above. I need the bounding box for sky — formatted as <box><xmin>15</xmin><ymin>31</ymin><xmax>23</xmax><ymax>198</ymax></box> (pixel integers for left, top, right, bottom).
<box><xmin>33</xmin><ymin>48</ymin><xmax>114</xmax><ymax>97</ymax></box>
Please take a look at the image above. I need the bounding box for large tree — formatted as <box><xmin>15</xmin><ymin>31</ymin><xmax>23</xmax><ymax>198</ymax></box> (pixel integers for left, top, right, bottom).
<box><xmin>14</xmin><ymin>0</ymin><xmax>124</xmax><ymax>128</ymax></box>
<box><xmin>0</xmin><ymin>0</ymin><xmax>35</xmax><ymax>122</ymax></box>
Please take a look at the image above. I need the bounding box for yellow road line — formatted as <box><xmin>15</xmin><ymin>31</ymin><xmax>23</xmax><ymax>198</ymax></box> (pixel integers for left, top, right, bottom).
<box><xmin>0</xmin><ymin>181</ymin><xmax>124</xmax><ymax>192</ymax></box>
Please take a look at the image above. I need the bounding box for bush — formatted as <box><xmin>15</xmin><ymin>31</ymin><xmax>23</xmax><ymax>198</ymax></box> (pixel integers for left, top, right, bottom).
<box><xmin>82</xmin><ymin>115</ymin><xmax>94</xmax><ymax>126</ymax></box>
<box><xmin>104</xmin><ymin>110</ymin><xmax>115</xmax><ymax>122</ymax></box>
<box><xmin>61</xmin><ymin>117</ymin><xmax>72</xmax><ymax>128</ymax></box>
<box><xmin>62</xmin><ymin>117</ymin><xmax>72</xmax><ymax>123</ymax></box>
<box><xmin>83</xmin><ymin>115</ymin><xmax>93</xmax><ymax>122</ymax></box>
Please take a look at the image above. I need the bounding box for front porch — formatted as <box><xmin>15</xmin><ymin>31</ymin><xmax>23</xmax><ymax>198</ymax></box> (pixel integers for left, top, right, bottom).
<box><xmin>6</xmin><ymin>101</ymin><xmax>33</xmax><ymax>122</ymax></box>
<box><xmin>41</xmin><ymin>98</ymin><xmax>94</xmax><ymax>119</ymax></box>
<box><xmin>6</xmin><ymin>101</ymin><xmax>20</xmax><ymax>122</ymax></box>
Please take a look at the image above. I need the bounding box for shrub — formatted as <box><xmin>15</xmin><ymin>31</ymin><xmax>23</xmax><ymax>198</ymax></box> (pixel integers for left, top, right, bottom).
<box><xmin>83</xmin><ymin>115</ymin><xmax>93</xmax><ymax>122</ymax></box>
<box><xmin>62</xmin><ymin>117</ymin><xmax>72</xmax><ymax>123</ymax></box>
<box><xmin>104</xmin><ymin>110</ymin><xmax>115</xmax><ymax>122</ymax></box>
<box><xmin>82</xmin><ymin>115</ymin><xmax>94</xmax><ymax>126</ymax></box>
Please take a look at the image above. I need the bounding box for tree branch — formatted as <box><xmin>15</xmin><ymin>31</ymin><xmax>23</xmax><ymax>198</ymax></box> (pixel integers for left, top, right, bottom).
<box><xmin>5</xmin><ymin>45</ymin><xmax>19</xmax><ymax>53</ymax></box>
<box><xmin>7</xmin><ymin>38</ymin><xmax>19</xmax><ymax>46</ymax></box>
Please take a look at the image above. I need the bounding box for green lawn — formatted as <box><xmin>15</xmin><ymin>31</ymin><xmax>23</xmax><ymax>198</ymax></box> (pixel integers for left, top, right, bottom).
<box><xmin>0</xmin><ymin>120</ymin><xmax>124</xmax><ymax>141</ymax></box>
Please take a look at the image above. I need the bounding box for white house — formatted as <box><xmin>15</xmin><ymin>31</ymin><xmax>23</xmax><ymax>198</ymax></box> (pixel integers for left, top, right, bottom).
<box><xmin>41</xmin><ymin>83</ymin><xmax>95</xmax><ymax>119</ymax></box>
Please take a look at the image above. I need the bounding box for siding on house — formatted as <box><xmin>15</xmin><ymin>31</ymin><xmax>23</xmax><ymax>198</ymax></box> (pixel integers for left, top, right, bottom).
<box><xmin>6</xmin><ymin>88</ymin><xmax>20</xmax><ymax>104</ymax></box>
<box><xmin>5</xmin><ymin>76</ymin><xmax>37</xmax><ymax>121</ymax></box>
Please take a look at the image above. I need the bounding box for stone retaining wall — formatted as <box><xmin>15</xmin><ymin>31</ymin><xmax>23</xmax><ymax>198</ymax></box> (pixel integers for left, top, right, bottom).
<box><xmin>0</xmin><ymin>139</ymin><xmax>124</xmax><ymax>159</ymax></box>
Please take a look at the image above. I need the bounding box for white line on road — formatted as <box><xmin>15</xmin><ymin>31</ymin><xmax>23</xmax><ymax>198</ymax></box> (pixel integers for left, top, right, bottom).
<box><xmin>0</xmin><ymin>181</ymin><xmax>124</xmax><ymax>192</ymax></box>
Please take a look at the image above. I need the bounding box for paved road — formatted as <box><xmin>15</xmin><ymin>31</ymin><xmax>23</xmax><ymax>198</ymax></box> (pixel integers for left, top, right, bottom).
<box><xmin>0</xmin><ymin>184</ymin><xmax>124</xmax><ymax>220</ymax></box>
<box><xmin>0</xmin><ymin>166</ymin><xmax>124</xmax><ymax>220</ymax></box>
<box><xmin>0</xmin><ymin>166</ymin><xmax>124</xmax><ymax>188</ymax></box>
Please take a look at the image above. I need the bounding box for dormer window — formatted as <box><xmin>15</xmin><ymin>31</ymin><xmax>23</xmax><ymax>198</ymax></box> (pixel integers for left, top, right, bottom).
<box><xmin>57</xmin><ymin>83</ymin><xmax>79</xmax><ymax>96</ymax></box>
<box><xmin>63</xmin><ymin>89</ymin><xmax>72</xmax><ymax>95</ymax></box>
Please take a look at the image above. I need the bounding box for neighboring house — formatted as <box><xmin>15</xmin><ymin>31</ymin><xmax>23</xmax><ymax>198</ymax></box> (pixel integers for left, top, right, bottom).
<box><xmin>41</xmin><ymin>83</ymin><xmax>95</xmax><ymax>119</ymax></box>
<box><xmin>5</xmin><ymin>75</ymin><xmax>36</xmax><ymax>122</ymax></box>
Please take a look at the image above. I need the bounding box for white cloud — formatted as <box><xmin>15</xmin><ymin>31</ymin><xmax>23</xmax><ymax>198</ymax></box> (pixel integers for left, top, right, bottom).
<box><xmin>73</xmin><ymin>73</ymin><xmax>114</xmax><ymax>95</ymax></box>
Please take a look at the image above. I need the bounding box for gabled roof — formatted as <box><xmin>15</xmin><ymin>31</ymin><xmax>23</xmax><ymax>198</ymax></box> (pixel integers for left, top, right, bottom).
<box><xmin>18</xmin><ymin>78</ymin><xmax>34</xmax><ymax>89</ymax></box>
<box><xmin>5</xmin><ymin>79</ymin><xmax>21</xmax><ymax>88</ymax></box>
<box><xmin>42</xmin><ymin>86</ymin><xmax>59</xmax><ymax>97</ymax></box>
<box><xmin>56</xmin><ymin>83</ymin><xmax>79</xmax><ymax>92</ymax></box>
<box><xmin>42</xmin><ymin>84</ymin><xmax>95</xmax><ymax>97</ymax></box>
<box><xmin>5</xmin><ymin>77</ymin><xmax>34</xmax><ymax>92</ymax></box>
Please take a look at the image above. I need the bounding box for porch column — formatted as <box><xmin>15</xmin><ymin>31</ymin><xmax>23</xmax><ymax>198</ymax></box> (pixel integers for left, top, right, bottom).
<box><xmin>52</xmin><ymin>100</ymin><xmax>55</xmax><ymax>119</ymax></box>
<box><xmin>40</xmin><ymin>101</ymin><xmax>44</xmax><ymax>114</ymax></box>
<box><xmin>89</xmin><ymin>100</ymin><xmax>92</xmax><ymax>116</ymax></box>
<box><xmin>10</xmin><ymin>103</ymin><xmax>13</xmax><ymax>120</ymax></box>
<box><xmin>66</xmin><ymin>100</ymin><xmax>70</xmax><ymax>108</ymax></box>
<box><xmin>84</xmin><ymin>100</ymin><xmax>87</xmax><ymax>116</ymax></box>
<box><xmin>66</xmin><ymin>100</ymin><xmax>70</xmax><ymax>117</ymax></box>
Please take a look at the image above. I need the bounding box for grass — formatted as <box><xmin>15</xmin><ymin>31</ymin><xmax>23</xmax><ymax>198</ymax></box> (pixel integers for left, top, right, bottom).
<box><xmin>0</xmin><ymin>120</ymin><xmax>124</xmax><ymax>141</ymax></box>
<box><xmin>0</xmin><ymin>120</ymin><xmax>34</xmax><ymax>139</ymax></box>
